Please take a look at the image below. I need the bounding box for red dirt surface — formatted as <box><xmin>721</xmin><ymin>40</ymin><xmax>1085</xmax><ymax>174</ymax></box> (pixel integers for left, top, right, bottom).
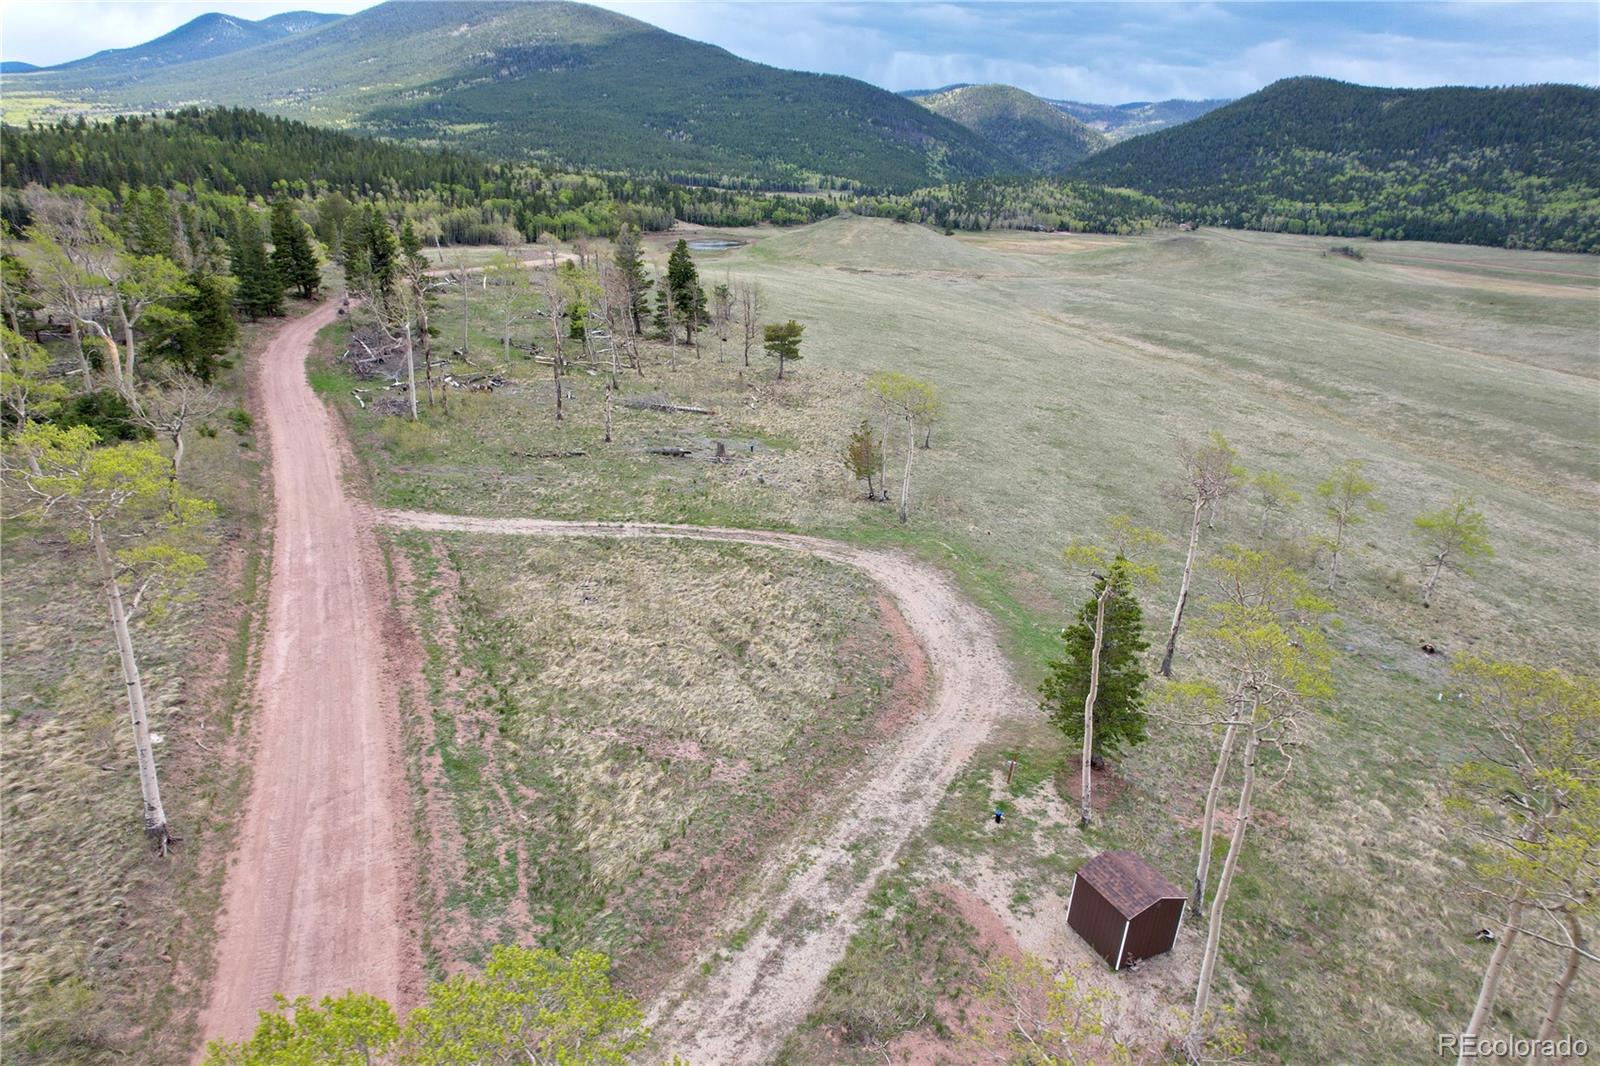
<box><xmin>196</xmin><ymin>301</ymin><xmax>421</xmax><ymax>1048</ymax></box>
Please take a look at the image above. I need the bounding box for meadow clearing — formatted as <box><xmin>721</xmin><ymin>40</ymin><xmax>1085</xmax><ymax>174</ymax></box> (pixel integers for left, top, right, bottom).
<box><xmin>322</xmin><ymin>218</ymin><xmax>1597</xmax><ymax>1061</ymax></box>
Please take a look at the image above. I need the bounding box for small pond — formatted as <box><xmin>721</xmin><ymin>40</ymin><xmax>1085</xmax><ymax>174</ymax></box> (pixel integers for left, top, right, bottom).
<box><xmin>687</xmin><ymin>239</ymin><xmax>743</xmax><ymax>251</ymax></box>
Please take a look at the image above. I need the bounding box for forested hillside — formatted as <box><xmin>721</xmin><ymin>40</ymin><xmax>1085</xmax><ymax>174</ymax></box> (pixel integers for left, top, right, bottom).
<box><xmin>12</xmin><ymin>0</ymin><xmax>1009</xmax><ymax>191</ymax></box>
<box><xmin>1</xmin><ymin>109</ymin><xmax>842</xmax><ymax>240</ymax></box>
<box><xmin>1069</xmin><ymin>77</ymin><xmax>1600</xmax><ymax>251</ymax></box>
<box><xmin>909</xmin><ymin>84</ymin><xmax>1108</xmax><ymax>173</ymax></box>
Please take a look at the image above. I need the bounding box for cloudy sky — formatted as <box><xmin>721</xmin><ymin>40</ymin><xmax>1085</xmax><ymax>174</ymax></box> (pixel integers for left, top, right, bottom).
<box><xmin>4</xmin><ymin>1</ymin><xmax>1596</xmax><ymax>102</ymax></box>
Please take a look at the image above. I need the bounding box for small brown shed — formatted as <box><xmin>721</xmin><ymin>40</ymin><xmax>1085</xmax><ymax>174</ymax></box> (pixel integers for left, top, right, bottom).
<box><xmin>1067</xmin><ymin>850</ymin><xmax>1186</xmax><ymax>971</ymax></box>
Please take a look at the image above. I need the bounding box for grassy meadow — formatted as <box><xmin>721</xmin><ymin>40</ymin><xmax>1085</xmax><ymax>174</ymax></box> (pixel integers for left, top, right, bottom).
<box><xmin>320</xmin><ymin>219</ymin><xmax>1599</xmax><ymax>1061</ymax></box>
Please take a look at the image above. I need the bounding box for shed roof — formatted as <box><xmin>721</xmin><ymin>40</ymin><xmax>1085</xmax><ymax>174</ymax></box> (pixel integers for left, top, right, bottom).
<box><xmin>1076</xmin><ymin>850</ymin><xmax>1184</xmax><ymax>919</ymax></box>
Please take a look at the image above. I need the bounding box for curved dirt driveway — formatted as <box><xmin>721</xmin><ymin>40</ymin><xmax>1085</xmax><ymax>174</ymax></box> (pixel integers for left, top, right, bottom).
<box><xmin>381</xmin><ymin>509</ymin><xmax>1033</xmax><ymax>1065</ymax></box>
<box><xmin>199</xmin><ymin>301</ymin><xmax>420</xmax><ymax>1047</ymax></box>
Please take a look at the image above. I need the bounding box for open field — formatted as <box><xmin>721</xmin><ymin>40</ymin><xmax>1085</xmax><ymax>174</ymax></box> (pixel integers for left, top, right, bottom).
<box><xmin>320</xmin><ymin>218</ymin><xmax>1599</xmax><ymax>1061</ymax></box>
<box><xmin>383</xmin><ymin>527</ymin><xmax>921</xmax><ymax>996</ymax></box>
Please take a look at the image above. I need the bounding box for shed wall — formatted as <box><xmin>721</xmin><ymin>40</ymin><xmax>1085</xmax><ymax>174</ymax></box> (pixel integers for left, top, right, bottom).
<box><xmin>1066</xmin><ymin>874</ymin><xmax>1128</xmax><ymax>969</ymax></box>
<box><xmin>1122</xmin><ymin>897</ymin><xmax>1185</xmax><ymax>968</ymax></box>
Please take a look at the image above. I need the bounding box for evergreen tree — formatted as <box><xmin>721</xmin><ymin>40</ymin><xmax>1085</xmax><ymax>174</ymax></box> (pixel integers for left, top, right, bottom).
<box><xmin>665</xmin><ymin>239</ymin><xmax>700</xmax><ymax>344</ymax></box>
<box><xmin>269</xmin><ymin>198</ymin><xmax>321</xmax><ymax>299</ymax></box>
<box><xmin>612</xmin><ymin>223</ymin><xmax>651</xmax><ymax>333</ymax></box>
<box><xmin>1039</xmin><ymin>559</ymin><xmax>1151</xmax><ymax>762</ymax></box>
<box><xmin>171</xmin><ymin>271</ymin><xmax>238</xmax><ymax>381</ymax></box>
<box><xmin>762</xmin><ymin>319</ymin><xmax>804</xmax><ymax>380</ymax></box>
<box><xmin>228</xmin><ymin>208</ymin><xmax>284</xmax><ymax>320</ymax></box>
<box><xmin>364</xmin><ymin>206</ymin><xmax>399</xmax><ymax>306</ymax></box>
<box><xmin>123</xmin><ymin>186</ymin><xmax>176</xmax><ymax>261</ymax></box>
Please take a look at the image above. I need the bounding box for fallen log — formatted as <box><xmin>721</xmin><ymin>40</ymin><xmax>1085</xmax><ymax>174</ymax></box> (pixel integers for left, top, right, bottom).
<box><xmin>646</xmin><ymin>447</ymin><xmax>693</xmax><ymax>457</ymax></box>
<box><xmin>624</xmin><ymin>399</ymin><xmax>715</xmax><ymax>415</ymax></box>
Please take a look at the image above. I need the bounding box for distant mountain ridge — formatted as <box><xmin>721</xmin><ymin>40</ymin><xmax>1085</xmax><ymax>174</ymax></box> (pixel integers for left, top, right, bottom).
<box><xmin>11</xmin><ymin>0</ymin><xmax>1012</xmax><ymax>191</ymax></box>
<box><xmin>910</xmin><ymin>84</ymin><xmax>1108</xmax><ymax>173</ymax></box>
<box><xmin>34</xmin><ymin>10</ymin><xmax>342</xmax><ymax>86</ymax></box>
<box><xmin>1048</xmin><ymin>98</ymin><xmax>1231</xmax><ymax>142</ymax></box>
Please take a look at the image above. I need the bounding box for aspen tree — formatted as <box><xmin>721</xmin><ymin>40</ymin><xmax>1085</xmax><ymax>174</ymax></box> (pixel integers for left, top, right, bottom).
<box><xmin>1315</xmin><ymin>458</ymin><xmax>1383</xmax><ymax>590</ymax></box>
<box><xmin>5</xmin><ymin>423</ymin><xmax>214</xmax><ymax>852</ymax></box>
<box><xmin>1160</xmin><ymin>431</ymin><xmax>1243</xmax><ymax>677</ymax></box>
<box><xmin>1182</xmin><ymin>547</ymin><xmax>1332</xmax><ymax>1059</ymax></box>
<box><xmin>1445</xmin><ymin>657</ymin><xmax>1599</xmax><ymax>1064</ymax></box>
<box><xmin>1413</xmin><ymin>493</ymin><xmax>1492</xmax><ymax>608</ymax></box>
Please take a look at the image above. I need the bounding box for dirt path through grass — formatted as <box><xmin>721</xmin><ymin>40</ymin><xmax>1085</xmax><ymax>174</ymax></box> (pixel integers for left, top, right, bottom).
<box><xmin>198</xmin><ymin>301</ymin><xmax>421</xmax><ymax>1048</ymax></box>
<box><xmin>380</xmin><ymin>509</ymin><xmax>1033</xmax><ymax>1065</ymax></box>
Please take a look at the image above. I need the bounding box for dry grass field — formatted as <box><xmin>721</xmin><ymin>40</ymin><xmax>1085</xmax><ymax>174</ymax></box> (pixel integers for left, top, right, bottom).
<box><xmin>384</xmin><ymin>528</ymin><xmax>924</xmax><ymax>995</ymax></box>
<box><xmin>318</xmin><ymin>218</ymin><xmax>1598</xmax><ymax>1061</ymax></box>
<box><xmin>0</xmin><ymin>314</ymin><xmax>292</xmax><ymax>1064</ymax></box>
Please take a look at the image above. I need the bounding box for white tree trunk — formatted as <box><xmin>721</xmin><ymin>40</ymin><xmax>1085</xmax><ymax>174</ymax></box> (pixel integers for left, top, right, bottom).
<box><xmin>1081</xmin><ymin>587</ymin><xmax>1110</xmax><ymax>827</ymax></box>
<box><xmin>1458</xmin><ymin>895</ymin><xmax>1524</xmax><ymax>1064</ymax></box>
<box><xmin>1185</xmin><ymin>727</ymin><xmax>1260</xmax><ymax>1058</ymax></box>
<box><xmin>1527</xmin><ymin>910</ymin><xmax>1584</xmax><ymax>1063</ymax></box>
<box><xmin>1162</xmin><ymin>499</ymin><xmax>1204</xmax><ymax>677</ymax></box>
<box><xmin>1326</xmin><ymin>514</ymin><xmax>1347</xmax><ymax>590</ymax></box>
<box><xmin>898</xmin><ymin>416</ymin><xmax>915</xmax><ymax>524</ymax></box>
<box><xmin>403</xmin><ymin>322</ymin><xmax>419</xmax><ymax>422</ymax></box>
<box><xmin>95</xmin><ymin>523</ymin><xmax>170</xmax><ymax>850</ymax></box>
<box><xmin>1423</xmin><ymin>555</ymin><xmax>1446</xmax><ymax>608</ymax></box>
<box><xmin>1193</xmin><ymin>703</ymin><xmax>1248</xmax><ymax>914</ymax></box>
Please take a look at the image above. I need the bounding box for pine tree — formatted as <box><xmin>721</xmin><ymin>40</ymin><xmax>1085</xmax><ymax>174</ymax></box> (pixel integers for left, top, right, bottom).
<box><xmin>612</xmin><ymin>223</ymin><xmax>651</xmax><ymax>333</ymax></box>
<box><xmin>666</xmin><ymin>239</ymin><xmax>700</xmax><ymax>344</ymax></box>
<box><xmin>171</xmin><ymin>271</ymin><xmax>238</xmax><ymax>381</ymax></box>
<box><xmin>123</xmin><ymin>186</ymin><xmax>176</xmax><ymax>261</ymax></box>
<box><xmin>1040</xmin><ymin>559</ymin><xmax>1151</xmax><ymax>762</ymax></box>
<box><xmin>269</xmin><ymin>198</ymin><xmax>321</xmax><ymax>299</ymax></box>
<box><xmin>229</xmin><ymin>209</ymin><xmax>284</xmax><ymax>321</ymax></box>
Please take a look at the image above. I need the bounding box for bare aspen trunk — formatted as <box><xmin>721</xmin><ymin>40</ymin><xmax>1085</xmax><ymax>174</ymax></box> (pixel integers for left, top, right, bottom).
<box><xmin>170</xmin><ymin>429</ymin><xmax>186</xmax><ymax>479</ymax></box>
<box><xmin>1423</xmin><ymin>555</ymin><xmax>1445</xmax><ymax>608</ymax></box>
<box><xmin>553</xmin><ymin>360</ymin><xmax>563</xmax><ymax>422</ymax></box>
<box><xmin>1192</xmin><ymin>702</ymin><xmax>1247</xmax><ymax>914</ymax></box>
<box><xmin>1081</xmin><ymin>587</ymin><xmax>1110</xmax><ymax>827</ymax></box>
<box><xmin>460</xmin><ymin>264</ymin><xmax>469</xmax><ymax>358</ymax></box>
<box><xmin>503</xmin><ymin>330</ymin><xmax>512</xmax><ymax>374</ymax></box>
<box><xmin>1185</xmin><ymin>728</ymin><xmax>1259</xmax><ymax>1059</ymax></box>
<box><xmin>1162</xmin><ymin>500</ymin><xmax>1204</xmax><ymax>677</ymax></box>
<box><xmin>898</xmin><ymin>417</ymin><xmax>915</xmax><ymax>524</ymax></box>
<box><xmin>116</xmin><ymin>300</ymin><xmax>137</xmax><ymax>395</ymax></box>
<box><xmin>1527</xmin><ymin>911</ymin><xmax>1584</xmax><ymax>1063</ymax></box>
<box><xmin>94</xmin><ymin>523</ymin><xmax>170</xmax><ymax>850</ymax></box>
<box><xmin>1326</xmin><ymin>516</ymin><xmax>1347</xmax><ymax>590</ymax></box>
<box><xmin>68</xmin><ymin>318</ymin><xmax>93</xmax><ymax>390</ymax></box>
<box><xmin>1458</xmin><ymin>895</ymin><xmax>1524</xmax><ymax>1064</ymax></box>
<box><xmin>403</xmin><ymin>322</ymin><xmax>419</xmax><ymax>422</ymax></box>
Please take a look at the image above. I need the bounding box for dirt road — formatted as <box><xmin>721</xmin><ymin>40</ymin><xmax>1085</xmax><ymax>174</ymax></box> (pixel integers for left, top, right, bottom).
<box><xmin>198</xmin><ymin>302</ymin><xmax>419</xmax><ymax>1047</ymax></box>
<box><xmin>380</xmin><ymin>510</ymin><xmax>1033</xmax><ymax>1065</ymax></box>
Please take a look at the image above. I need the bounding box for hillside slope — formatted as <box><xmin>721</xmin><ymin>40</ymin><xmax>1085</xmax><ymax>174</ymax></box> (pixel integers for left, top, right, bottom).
<box><xmin>15</xmin><ymin>0</ymin><xmax>1009</xmax><ymax>190</ymax></box>
<box><xmin>1069</xmin><ymin>77</ymin><xmax>1600</xmax><ymax>251</ymax></box>
<box><xmin>1049</xmin><ymin>97</ymin><xmax>1229</xmax><ymax>141</ymax></box>
<box><xmin>910</xmin><ymin>83</ymin><xmax>1107</xmax><ymax>172</ymax></box>
<box><xmin>38</xmin><ymin>11</ymin><xmax>341</xmax><ymax>86</ymax></box>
